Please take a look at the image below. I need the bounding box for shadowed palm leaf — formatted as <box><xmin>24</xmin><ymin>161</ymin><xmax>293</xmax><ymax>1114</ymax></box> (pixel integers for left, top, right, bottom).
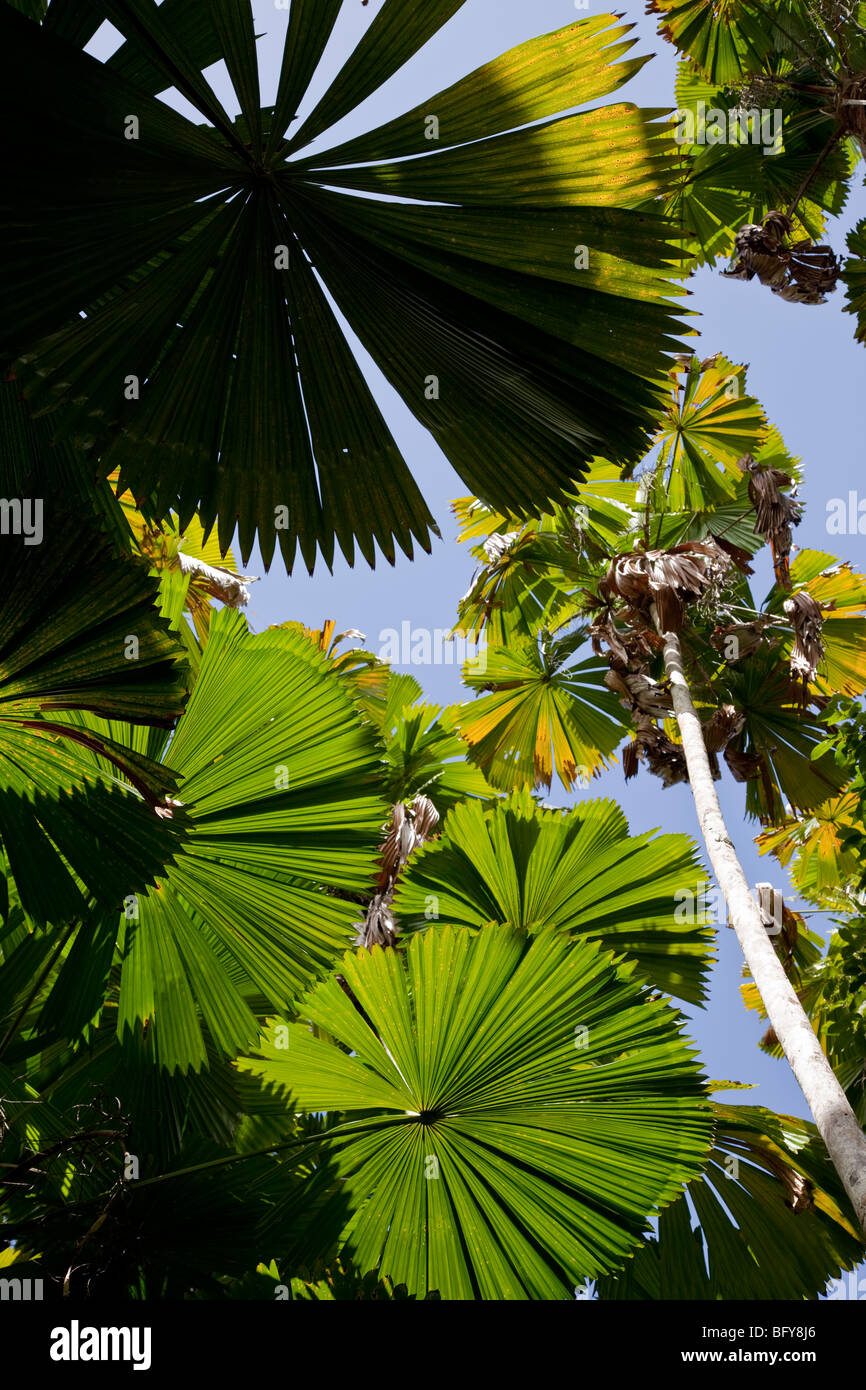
<box><xmin>598</xmin><ymin>1101</ymin><xmax>863</xmax><ymax>1299</ymax></box>
<box><xmin>1</xmin><ymin>3</ymin><xmax>687</xmax><ymax>570</ymax></box>
<box><xmin>0</xmin><ymin>386</ymin><xmax>189</xmax><ymax>922</ymax></box>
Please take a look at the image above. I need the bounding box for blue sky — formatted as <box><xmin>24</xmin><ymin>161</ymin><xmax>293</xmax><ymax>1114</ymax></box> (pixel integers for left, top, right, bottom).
<box><xmin>90</xmin><ymin>2</ymin><xmax>866</xmax><ymax>1134</ymax></box>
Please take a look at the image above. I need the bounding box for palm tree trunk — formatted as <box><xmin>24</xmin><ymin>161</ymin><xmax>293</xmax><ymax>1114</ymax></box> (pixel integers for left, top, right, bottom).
<box><xmin>654</xmin><ymin>613</ymin><xmax>866</xmax><ymax>1235</ymax></box>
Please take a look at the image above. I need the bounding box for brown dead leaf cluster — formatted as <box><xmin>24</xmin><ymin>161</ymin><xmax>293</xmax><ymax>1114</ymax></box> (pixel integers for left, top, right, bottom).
<box><xmin>599</xmin><ymin>539</ymin><xmax>732</xmax><ymax>633</ymax></box>
<box><xmin>722</xmin><ymin>210</ymin><xmax>841</xmax><ymax>305</ymax></box>
<box><xmin>354</xmin><ymin>795</ymin><xmax>440</xmax><ymax>950</ymax></box>
<box><xmin>737</xmin><ymin>452</ymin><xmax>802</xmax><ymax>588</ymax></box>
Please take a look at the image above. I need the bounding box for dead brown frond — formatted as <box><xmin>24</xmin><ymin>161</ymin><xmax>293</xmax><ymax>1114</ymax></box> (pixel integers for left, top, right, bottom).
<box><xmin>748</xmin><ymin>1144</ymin><xmax>816</xmax><ymax>1213</ymax></box>
<box><xmin>604</xmin><ymin>667</ymin><xmax>673</xmax><ymax>720</ymax></box>
<box><xmin>836</xmin><ymin>75</ymin><xmax>866</xmax><ymax>150</ymax></box>
<box><xmin>711</xmin><ymin>615</ymin><xmax>777</xmax><ymax>662</ymax></box>
<box><xmin>711</xmin><ymin>531</ymin><xmax>755</xmax><ymax>575</ymax></box>
<box><xmin>702</xmin><ymin>704</ymin><xmax>746</xmax><ymax>753</ymax></box>
<box><xmin>737</xmin><ymin>453</ymin><xmax>802</xmax><ymax>588</ymax></box>
<box><xmin>783</xmin><ymin>590</ymin><xmax>827</xmax><ymax>685</ymax></box>
<box><xmin>722</xmin><ymin>210</ymin><xmax>841</xmax><ymax>306</ymax></box>
<box><xmin>723</xmin><ymin>746</ymin><xmax>762</xmax><ymax>783</ymax></box>
<box><xmin>354</xmin><ymin>795</ymin><xmax>440</xmax><ymax>950</ymax></box>
<box><xmin>600</xmin><ymin>540</ymin><xmax>732</xmax><ymax>633</ymax></box>
<box><xmin>624</xmin><ymin>715</ymin><xmax>724</xmax><ymax>789</ymax></box>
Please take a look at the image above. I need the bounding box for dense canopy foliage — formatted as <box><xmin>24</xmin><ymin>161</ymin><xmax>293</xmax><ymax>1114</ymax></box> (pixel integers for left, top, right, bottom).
<box><xmin>0</xmin><ymin>0</ymin><xmax>864</xmax><ymax>1302</ymax></box>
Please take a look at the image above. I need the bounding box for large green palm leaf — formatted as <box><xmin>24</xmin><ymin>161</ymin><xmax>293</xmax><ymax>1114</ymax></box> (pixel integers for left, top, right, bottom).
<box><xmin>763</xmin><ymin>549</ymin><xmax>866</xmax><ymax>700</ymax></box>
<box><xmin>456</xmin><ymin>520</ymin><xmax>587</xmax><ymax>650</ymax></box>
<box><xmin>1</xmin><ymin>3</ymin><xmax>688</xmax><ymax>570</ymax></box>
<box><xmin>648</xmin><ymin>0</ymin><xmax>777</xmax><ymax>86</ymax></box>
<box><xmin>650</xmin><ymin>0</ymin><xmax>866</xmax><ymax>91</ymax></box>
<box><xmin>756</xmin><ymin>793</ymin><xmax>864</xmax><ymax>909</ymax></box>
<box><xmin>652</xmin><ymin>355</ymin><xmax>768</xmax><ymax>511</ymax></box>
<box><xmin>664</xmin><ymin>64</ymin><xmax>854</xmax><ymax>268</ymax></box>
<box><xmin>238</xmin><ymin>924</ymin><xmax>712</xmax><ymax>1300</ymax></box>
<box><xmin>394</xmin><ymin>791</ymin><xmax>713</xmax><ymax>1004</ymax></box>
<box><xmin>105</xmin><ymin>608</ymin><xmax>389</xmax><ymax>1071</ymax></box>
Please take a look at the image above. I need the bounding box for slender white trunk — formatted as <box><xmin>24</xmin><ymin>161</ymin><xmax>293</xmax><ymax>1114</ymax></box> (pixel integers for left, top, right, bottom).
<box><xmin>655</xmin><ymin>615</ymin><xmax>866</xmax><ymax>1234</ymax></box>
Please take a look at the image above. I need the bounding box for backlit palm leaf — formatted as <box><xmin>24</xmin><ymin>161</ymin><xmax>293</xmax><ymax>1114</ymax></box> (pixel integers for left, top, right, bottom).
<box><xmin>111</xmin><ymin>473</ymin><xmax>254</xmax><ymax>647</ymax></box>
<box><xmin>456</xmin><ymin>524</ymin><xmax>582</xmax><ymax>649</ymax></box>
<box><xmin>393</xmin><ymin>791</ymin><xmax>713</xmax><ymax>1004</ymax></box>
<box><xmin>110</xmin><ymin>608</ymin><xmax>389</xmax><ymax>1071</ymax></box>
<box><xmin>238</xmin><ymin>924</ymin><xmax>711</xmax><ymax>1299</ymax></box>
<box><xmin>648</xmin><ymin>0</ymin><xmax>777</xmax><ymax>86</ymax></box>
<box><xmin>457</xmin><ymin>633</ymin><xmax>628</xmax><ymax>791</ymax></box>
<box><xmin>653</xmin><ymin>354</ymin><xmax>767</xmax><ymax>511</ymax></box>
<box><xmin>756</xmin><ymin>793</ymin><xmax>864</xmax><ymax>907</ymax></box>
<box><xmin>665</xmin><ymin>64</ymin><xmax>853</xmax><ymax>267</ymax></box>
<box><xmin>764</xmin><ymin>550</ymin><xmax>866</xmax><ymax>700</ymax></box>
